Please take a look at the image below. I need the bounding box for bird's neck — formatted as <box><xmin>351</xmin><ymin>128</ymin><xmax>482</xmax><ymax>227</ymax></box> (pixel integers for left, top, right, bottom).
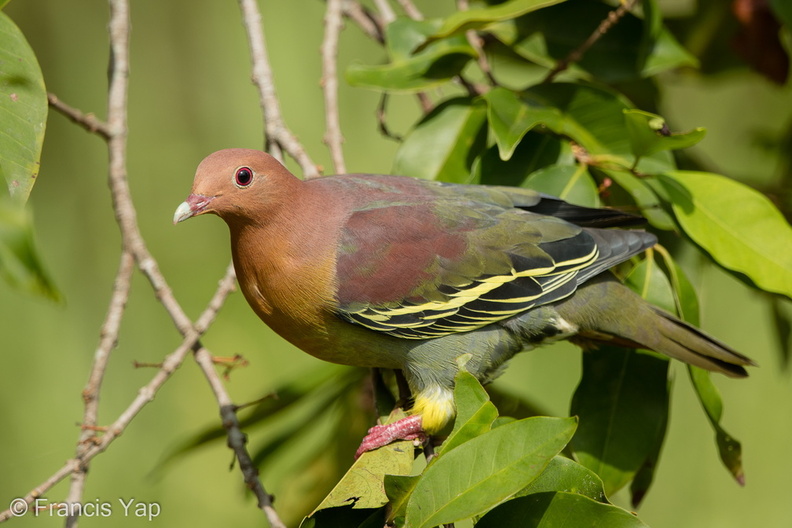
<box><xmin>227</xmin><ymin>182</ymin><xmax>347</xmax><ymax>350</ymax></box>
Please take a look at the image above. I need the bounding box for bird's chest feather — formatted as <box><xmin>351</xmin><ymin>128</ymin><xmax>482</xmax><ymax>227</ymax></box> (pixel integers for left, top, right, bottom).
<box><xmin>231</xmin><ymin>223</ymin><xmax>340</xmax><ymax>346</ymax></box>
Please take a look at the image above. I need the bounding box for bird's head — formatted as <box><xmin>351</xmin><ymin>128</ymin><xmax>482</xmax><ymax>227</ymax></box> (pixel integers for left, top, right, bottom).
<box><xmin>173</xmin><ymin>148</ymin><xmax>299</xmax><ymax>225</ymax></box>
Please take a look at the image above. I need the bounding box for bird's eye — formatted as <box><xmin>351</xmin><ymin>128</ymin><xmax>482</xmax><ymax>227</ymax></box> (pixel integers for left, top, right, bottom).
<box><xmin>234</xmin><ymin>167</ymin><xmax>253</xmax><ymax>187</ymax></box>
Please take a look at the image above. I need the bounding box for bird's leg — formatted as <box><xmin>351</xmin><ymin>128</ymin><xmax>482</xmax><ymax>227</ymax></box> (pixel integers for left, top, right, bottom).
<box><xmin>354</xmin><ymin>414</ymin><xmax>425</xmax><ymax>459</ymax></box>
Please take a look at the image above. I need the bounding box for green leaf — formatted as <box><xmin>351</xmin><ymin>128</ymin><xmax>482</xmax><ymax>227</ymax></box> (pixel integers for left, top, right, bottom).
<box><xmin>490</xmin><ymin>1</ymin><xmax>695</xmax><ymax>83</ymax></box>
<box><xmin>430</xmin><ymin>0</ymin><xmax>567</xmax><ymax>40</ymax></box>
<box><xmin>570</xmin><ymin>348</ymin><xmax>669</xmax><ymax>496</ymax></box>
<box><xmin>654</xmin><ymin>247</ymin><xmax>700</xmax><ymax>326</ymax></box>
<box><xmin>439</xmin><ymin>370</ymin><xmax>498</xmax><ymax>455</ymax></box>
<box><xmin>0</xmin><ymin>198</ymin><xmax>59</xmax><ymax>299</ymax></box>
<box><xmin>624</xmin><ymin>109</ymin><xmax>705</xmax><ymax>162</ymax></box>
<box><xmin>657</xmin><ymin>171</ymin><xmax>792</xmax><ymax>298</ymax></box>
<box><xmin>312</xmin><ymin>409</ymin><xmax>414</xmax><ymax>513</ymax></box>
<box><xmin>403</xmin><ymin>416</ymin><xmax>577</xmax><ymax>528</ymax></box>
<box><xmin>384</xmin><ymin>474</ymin><xmax>420</xmax><ymax>525</ymax></box>
<box><xmin>522</xmin><ymin>164</ymin><xmax>600</xmax><ymax>208</ymax></box>
<box><xmin>393</xmin><ymin>97</ymin><xmax>487</xmax><ymax>182</ymax></box>
<box><xmin>602</xmin><ymin>169</ymin><xmax>675</xmax><ymax>231</ymax></box>
<box><xmin>475</xmin><ymin>492</ymin><xmax>650</xmax><ymax>528</ymax></box>
<box><xmin>482</xmin><ymin>86</ymin><xmax>564</xmax><ymax>160</ymax></box>
<box><xmin>515</xmin><ymin>456</ymin><xmax>607</xmax><ymax>502</ymax></box>
<box><xmin>0</xmin><ymin>11</ymin><xmax>47</xmax><ymax>201</ymax></box>
<box><xmin>0</xmin><ymin>0</ymin><xmax>11</xmax><ymax>10</ymax></box>
<box><xmin>346</xmin><ymin>18</ymin><xmax>475</xmax><ymax>92</ymax></box>
<box><xmin>688</xmin><ymin>366</ymin><xmax>745</xmax><ymax>485</ymax></box>
<box><xmin>625</xmin><ymin>256</ymin><xmax>676</xmax><ymax>314</ymax></box>
<box><xmin>473</xmin><ymin>132</ymin><xmax>564</xmax><ymax>187</ymax></box>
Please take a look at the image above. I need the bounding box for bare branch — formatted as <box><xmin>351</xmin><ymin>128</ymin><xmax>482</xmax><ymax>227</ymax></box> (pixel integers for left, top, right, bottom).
<box><xmin>64</xmin><ymin>250</ymin><xmax>134</xmax><ymax>524</ymax></box>
<box><xmin>0</xmin><ymin>265</ymin><xmax>238</xmax><ymax>524</ymax></box>
<box><xmin>373</xmin><ymin>0</ymin><xmax>396</xmax><ymax>25</ymax></box>
<box><xmin>341</xmin><ymin>0</ymin><xmax>384</xmax><ymax>42</ymax></box>
<box><xmin>47</xmin><ymin>93</ymin><xmax>111</xmax><ymax>140</ymax></box>
<box><xmin>237</xmin><ymin>0</ymin><xmax>320</xmax><ymax>178</ymax></box>
<box><xmin>62</xmin><ymin>0</ymin><xmax>132</xmax><ymax>521</ymax></box>
<box><xmin>396</xmin><ymin>0</ymin><xmax>423</xmax><ymax>20</ymax></box>
<box><xmin>193</xmin><ymin>347</ymin><xmax>286</xmax><ymax>528</ymax></box>
<box><xmin>457</xmin><ymin>0</ymin><xmax>496</xmax><ymax>87</ymax></box>
<box><xmin>543</xmin><ymin>0</ymin><xmax>637</xmax><ymax>83</ymax></box>
<box><xmin>322</xmin><ymin>0</ymin><xmax>347</xmax><ymax>174</ymax></box>
<box><xmin>376</xmin><ymin>93</ymin><xmax>403</xmax><ymax>141</ymax></box>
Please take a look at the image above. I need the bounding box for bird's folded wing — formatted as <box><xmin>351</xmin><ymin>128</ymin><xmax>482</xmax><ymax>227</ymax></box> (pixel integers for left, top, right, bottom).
<box><xmin>332</xmin><ymin>195</ymin><xmax>616</xmax><ymax>339</ymax></box>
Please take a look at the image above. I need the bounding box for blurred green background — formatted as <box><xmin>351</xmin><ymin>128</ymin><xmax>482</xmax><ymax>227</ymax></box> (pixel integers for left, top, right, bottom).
<box><xmin>1</xmin><ymin>0</ymin><xmax>791</xmax><ymax>526</ymax></box>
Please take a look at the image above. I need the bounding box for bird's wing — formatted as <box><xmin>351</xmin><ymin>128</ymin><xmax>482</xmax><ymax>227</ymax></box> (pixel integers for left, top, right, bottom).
<box><xmin>332</xmin><ymin>180</ymin><xmax>654</xmax><ymax>339</ymax></box>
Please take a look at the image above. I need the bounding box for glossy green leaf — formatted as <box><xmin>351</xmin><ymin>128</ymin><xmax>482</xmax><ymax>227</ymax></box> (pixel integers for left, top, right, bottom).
<box><xmin>474</xmin><ymin>132</ymin><xmax>564</xmax><ymax>187</ymax></box>
<box><xmin>654</xmin><ymin>247</ymin><xmax>700</xmax><ymax>326</ymax></box>
<box><xmin>624</xmin><ymin>110</ymin><xmax>705</xmax><ymax>162</ymax></box>
<box><xmin>403</xmin><ymin>416</ymin><xmax>577</xmax><ymax>528</ymax></box>
<box><xmin>0</xmin><ymin>0</ymin><xmax>11</xmax><ymax>10</ymax></box>
<box><xmin>489</xmin><ymin>1</ymin><xmax>695</xmax><ymax>83</ymax></box>
<box><xmin>393</xmin><ymin>97</ymin><xmax>487</xmax><ymax>182</ymax></box>
<box><xmin>439</xmin><ymin>370</ymin><xmax>498</xmax><ymax>455</ymax></box>
<box><xmin>476</xmin><ymin>492</ymin><xmax>650</xmax><ymax>528</ymax></box>
<box><xmin>623</xmin><ymin>254</ymin><xmax>675</xmax><ymax>506</ymax></box>
<box><xmin>0</xmin><ymin>199</ymin><xmax>59</xmax><ymax>299</ymax></box>
<box><xmin>482</xmin><ymin>87</ymin><xmax>563</xmax><ymax>160</ymax></box>
<box><xmin>430</xmin><ymin>0</ymin><xmax>567</xmax><ymax>40</ymax></box>
<box><xmin>657</xmin><ymin>171</ymin><xmax>792</xmax><ymax>298</ymax></box>
<box><xmin>625</xmin><ymin>256</ymin><xmax>676</xmax><ymax>314</ymax></box>
<box><xmin>570</xmin><ymin>348</ymin><xmax>669</xmax><ymax>496</ymax></box>
<box><xmin>603</xmin><ymin>169</ymin><xmax>675</xmax><ymax>231</ymax></box>
<box><xmin>384</xmin><ymin>474</ymin><xmax>420</xmax><ymax>525</ymax></box>
<box><xmin>346</xmin><ymin>18</ymin><xmax>475</xmax><ymax>92</ymax></box>
<box><xmin>515</xmin><ymin>456</ymin><xmax>607</xmax><ymax>502</ymax></box>
<box><xmin>312</xmin><ymin>409</ymin><xmax>414</xmax><ymax>512</ymax></box>
<box><xmin>688</xmin><ymin>366</ymin><xmax>745</xmax><ymax>485</ymax></box>
<box><xmin>0</xmin><ymin>11</ymin><xmax>47</xmax><ymax>201</ymax></box>
<box><xmin>522</xmin><ymin>164</ymin><xmax>600</xmax><ymax>208</ymax></box>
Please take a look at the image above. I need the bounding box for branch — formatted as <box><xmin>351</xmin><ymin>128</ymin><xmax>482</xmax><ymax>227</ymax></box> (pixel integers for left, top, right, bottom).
<box><xmin>543</xmin><ymin>0</ymin><xmax>637</xmax><ymax>83</ymax></box>
<box><xmin>193</xmin><ymin>347</ymin><xmax>286</xmax><ymax>528</ymax></box>
<box><xmin>61</xmin><ymin>0</ymin><xmax>132</xmax><ymax>522</ymax></box>
<box><xmin>396</xmin><ymin>0</ymin><xmax>423</xmax><ymax>20</ymax></box>
<box><xmin>373</xmin><ymin>0</ymin><xmax>396</xmax><ymax>24</ymax></box>
<box><xmin>237</xmin><ymin>0</ymin><xmax>320</xmax><ymax>178</ymax></box>
<box><xmin>64</xmin><ymin>250</ymin><xmax>134</xmax><ymax>525</ymax></box>
<box><xmin>322</xmin><ymin>0</ymin><xmax>347</xmax><ymax>173</ymax></box>
<box><xmin>341</xmin><ymin>0</ymin><xmax>384</xmax><ymax>43</ymax></box>
<box><xmin>47</xmin><ymin>93</ymin><xmax>111</xmax><ymax>140</ymax></box>
<box><xmin>0</xmin><ymin>265</ymin><xmax>238</xmax><ymax>524</ymax></box>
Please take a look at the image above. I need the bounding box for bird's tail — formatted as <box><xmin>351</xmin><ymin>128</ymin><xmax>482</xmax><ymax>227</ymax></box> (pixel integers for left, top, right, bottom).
<box><xmin>554</xmin><ymin>274</ymin><xmax>756</xmax><ymax>377</ymax></box>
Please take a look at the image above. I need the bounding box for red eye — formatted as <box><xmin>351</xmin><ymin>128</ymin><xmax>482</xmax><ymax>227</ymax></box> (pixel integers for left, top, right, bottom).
<box><xmin>235</xmin><ymin>167</ymin><xmax>253</xmax><ymax>187</ymax></box>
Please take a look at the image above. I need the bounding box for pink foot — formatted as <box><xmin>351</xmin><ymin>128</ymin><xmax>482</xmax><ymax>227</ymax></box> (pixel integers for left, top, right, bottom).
<box><xmin>355</xmin><ymin>415</ymin><xmax>425</xmax><ymax>459</ymax></box>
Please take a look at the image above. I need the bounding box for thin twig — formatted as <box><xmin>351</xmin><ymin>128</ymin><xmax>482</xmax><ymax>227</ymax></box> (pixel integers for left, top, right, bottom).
<box><xmin>64</xmin><ymin>250</ymin><xmax>134</xmax><ymax>525</ymax></box>
<box><xmin>396</xmin><ymin>0</ymin><xmax>423</xmax><ymax>20</ymax></box>
<box><xmin>0</xmin><ymin>265</ymin><xmax>238</xmax><ymax>524</ymax></box>
<box><xmin>543</xmin><ymin>0</ymin><xmax>637</xmax><ymax>83</ymax></box>
<box><xmin>341</xmin><ymin>0</ymin><xmax>384</xmax><ymax>43</ymax></box>
<box><xmin>193</xmin><ymin>348</ymin><xmax>286</xmax><ymax>528</ymax></box>
<box><xmin>457</xmin><ymin>0</ymin><xmax>496</xmax><ymax>86</ymax></box>
<box><xmin>322</xmin><ymin>0</ymin><xmax>347</xmax><ymax>174</ymax></box>
<box><xmin>373</xmin><ymin>0</ymin><xmax>396</xmax><ymax>24</ymax></box>
<box><xmin>47</xmin><ymin>93</ymin><xmax>112</xmax><ymax>140</ymax></box>
<box><xmin>376</xmin><ymin>93</ymin><xmax>403</xmax><ymax>141</ymax></box>
<box><xmin>237</xmin><ymin>0</ymin><xmax>320</xmax><ymax>178</ymax></box>
<box><xmin>62</xmin><ymin>0</ymin><xmax>132</xmax><ymax>523</ymax></box>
